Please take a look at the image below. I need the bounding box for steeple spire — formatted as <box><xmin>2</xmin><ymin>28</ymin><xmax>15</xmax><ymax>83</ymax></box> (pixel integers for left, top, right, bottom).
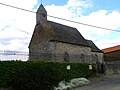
<box><xmin>36</xmin><ymin>4</ymin><xmax>47</xmax><ymax>24</ymax></box>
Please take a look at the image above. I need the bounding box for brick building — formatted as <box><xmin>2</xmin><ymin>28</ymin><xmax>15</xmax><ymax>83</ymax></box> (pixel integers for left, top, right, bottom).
<box><xmin>28</xmin><ymin>4</ymin><xmax>103</xmax><ymax>64</ymax></box>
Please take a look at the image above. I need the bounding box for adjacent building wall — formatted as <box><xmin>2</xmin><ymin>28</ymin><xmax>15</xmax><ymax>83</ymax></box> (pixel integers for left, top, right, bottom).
<box><xmin>105</xmin><ymin>61</ymin><xmax>120</xmax><ymax>75</ymax></box>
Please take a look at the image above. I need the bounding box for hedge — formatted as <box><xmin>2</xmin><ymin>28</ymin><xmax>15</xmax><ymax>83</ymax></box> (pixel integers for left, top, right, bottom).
<box><xmin>0</xmin><ymin>61</ymin><xmax>96</xmax><ymax>90</ymax></box>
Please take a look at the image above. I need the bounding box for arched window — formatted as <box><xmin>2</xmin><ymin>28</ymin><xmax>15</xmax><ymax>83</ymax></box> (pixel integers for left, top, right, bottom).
<box><xmin>64</xmin><ymin>52</ymin><xmax>69</xmax><ymax>62</ymax></box>
<box><xmin>80</xmin><ymin>53</ymin><xmax>84</xmax><ymax>62</ymax></box>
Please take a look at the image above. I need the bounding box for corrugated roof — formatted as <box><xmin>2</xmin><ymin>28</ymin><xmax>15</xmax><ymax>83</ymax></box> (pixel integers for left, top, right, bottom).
<box><xmin>102</xmin><ymin>45</ymin><xmax>120</xmax><ymax>53</ymax></box>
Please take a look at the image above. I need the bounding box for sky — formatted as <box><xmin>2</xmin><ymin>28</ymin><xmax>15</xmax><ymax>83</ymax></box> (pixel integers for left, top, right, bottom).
<box><xmin>0</xmin><ymin>0</ymin><xmax>120</xmax><ymax>52</ymax></box>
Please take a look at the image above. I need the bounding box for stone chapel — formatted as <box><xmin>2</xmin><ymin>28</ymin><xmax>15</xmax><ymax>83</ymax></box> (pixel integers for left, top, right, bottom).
<box><xmin>28</xmin><ymin>4</ymin><xmax>103</xmax><ymax>64</ymax></box>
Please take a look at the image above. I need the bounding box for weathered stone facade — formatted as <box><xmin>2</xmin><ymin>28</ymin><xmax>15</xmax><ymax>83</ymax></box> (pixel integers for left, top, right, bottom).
<box><xmin>29</xmin><ymin>41</ymin><xmax>92</xmax><ymax>63</ymax></box>
<box><xmin>91</xmin><ymin>52</ymin><xmax>104</xmax><ymax>64</ymax></box>
<box><xmin>51</xmin><ymin>41</ymin><xmax>91</xmax><ymax>63</ymax></box>
<box><xmin>29</xmin><ymin>40</ymin><xmax>103</xmax><ymax>64</ymax></box>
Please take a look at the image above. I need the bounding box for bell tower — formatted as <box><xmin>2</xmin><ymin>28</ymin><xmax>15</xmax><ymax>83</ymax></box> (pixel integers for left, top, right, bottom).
<box><xmin>36</xmin><ymin>4</ymin><xmax>47</xmax><ymax>24</ymax></box>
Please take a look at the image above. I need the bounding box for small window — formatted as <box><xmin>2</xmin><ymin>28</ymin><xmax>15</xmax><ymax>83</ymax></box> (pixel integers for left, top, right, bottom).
<box><xmin>42</xmin><ymin>13</ymin><xmax>46</xmax><ymax>17</ymax></box>
<box><xmin>64</xmin><ymin>52</ymin><xmax>69</xmax><ymax>62</ymax></box>
<box><xmin>80</xmin><ymin>53</ymin><xmax>84</xmax><ymax>62</ymax></box>
<box><xmin>95</xmin><ymin>54</ymin><xmax>98</xmax><ymax>62</ymax></box>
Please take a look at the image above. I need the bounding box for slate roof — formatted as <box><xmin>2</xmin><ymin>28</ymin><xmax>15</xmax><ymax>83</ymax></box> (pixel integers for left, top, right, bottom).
<box><xmin>86</xmin><ymin>40</ymin><xmax>103</xmax><ymax>53</ymax></box>
<box><xmin>45</xmin><ymin>21</ymin><xmax>89</xmax><ymax>46</ymax></box>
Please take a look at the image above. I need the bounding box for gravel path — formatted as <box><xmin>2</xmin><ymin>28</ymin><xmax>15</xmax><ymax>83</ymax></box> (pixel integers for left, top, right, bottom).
<box><xmin>75</xmin><ymin>74</ymin><xmax>120</xmax><ymax>90</ymax></box>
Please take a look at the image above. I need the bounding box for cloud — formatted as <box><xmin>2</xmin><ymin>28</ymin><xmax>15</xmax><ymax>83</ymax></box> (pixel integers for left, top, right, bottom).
<box><xmin>0</xmin><ymin>0</ymin><xmax>120</xmax><ymax>52</ymax></box>
<box><xmin>74</xmin><ymin>10</ymin><xmax>120</xmax><ymax>49</ymax></box>
<box><xmin>0</xmin><ymin>0</ymin><xmax>37</xmax><ymax>51</ymax></box>
<box><xmin>73</xmin><ymin>10</ymin><xmax>120</xmax><ymax>36</ymax></box>
<box><xmin>66</xmin><ymin>0</ymin><xmax>93</xmax><ymax>16</ymax></box>
<box><xmin>46</xmin><ymin>0</ymin><xmax>92</xmax><ymax>20</ymax></box>
<box><xmin>46</xmin><ymin>0</ymin><xmax>120</xmax><ymax>49</ymax></box>
<box><xmin>96</xmin><ymin>37</ymin><xmax>120</xmax><ymax>49</ymax></box>
<box><xmin>0</xmin><ymin>0</ymin><xmax>37</xmax><ymax>10</ymax></box>
<box><xmin>0</xmin><ymin>26</ymin><xmax>31</xmax><ymax>51</ymax></box>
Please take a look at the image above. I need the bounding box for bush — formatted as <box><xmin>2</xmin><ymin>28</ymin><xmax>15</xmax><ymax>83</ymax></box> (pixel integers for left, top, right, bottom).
<box><xmin>0</xmin><ymin>61</ymin><xmax>95</xmax><ymax>90</ymax></box>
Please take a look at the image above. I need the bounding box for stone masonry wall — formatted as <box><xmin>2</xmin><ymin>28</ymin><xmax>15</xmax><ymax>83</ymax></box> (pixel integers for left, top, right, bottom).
<box><xmin>29</xmin><ymin>41</ymin><xmax>51</xmax><ymax>60</ymax></box>
<box><xmin>105</xmin><ymin>61</ymin><xmax>120</xmax><ymax>75</ymax></box>
<box><xmin>29</xmin><ymin>41</ymin><xmax>92</xmax><ymax>63</ymax></box>
<box><xmin>91</xmin><ymin>52</ymin><xmax>104</xmax><ymax>64</ymax></box>
<box><xmin>29</xmin><ymin>41</ymin><xmax>103</xmax><ymax>64</ymax></box>
<box><xmin>49</xmin><ymin>41</ymin><xmax>92</xmax><ymax>63</ymax></box>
